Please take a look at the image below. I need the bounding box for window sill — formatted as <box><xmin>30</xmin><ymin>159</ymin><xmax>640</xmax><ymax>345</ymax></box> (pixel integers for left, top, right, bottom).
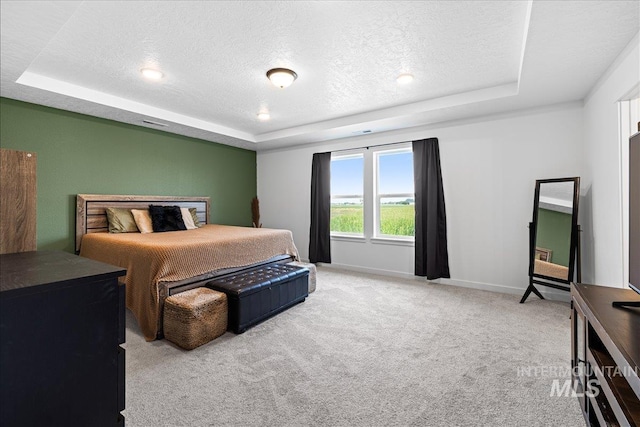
<box><xmin>330</xmin><ymin>234</ymin><xmax>366</xmax><ymax>243</ymax></box>
<box><xmin>330</xmin><ymin>235</ymin><xmax>415</xmax><ymax>247</ymax></box>
<box><xmin>371</xmin><ymin>237</ymin><xmax>415</xmax><ymax>247</ymax></box>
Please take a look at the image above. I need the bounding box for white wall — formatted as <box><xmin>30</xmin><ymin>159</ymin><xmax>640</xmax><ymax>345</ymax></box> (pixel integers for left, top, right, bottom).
<box><xmin>258</xmin><ymin>103</ymin><xmax>583</xmax><ymax>297</ymax></box>
<box><xmin>582</xmin><ymin>33</ymin><xmax>639</xmax><ymax>287</ymax></box>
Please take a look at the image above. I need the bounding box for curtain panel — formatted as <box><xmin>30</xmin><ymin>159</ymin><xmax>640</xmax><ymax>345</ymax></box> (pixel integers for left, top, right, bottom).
<box><xmin>413</xmin><ymin>138</ymin><xmax>450</xmax><ymax>279</ymax></box>
<box><xmin>309</xmin><ymin>152</ymin><xmax>332</xmax><ymax>263</ymax></box>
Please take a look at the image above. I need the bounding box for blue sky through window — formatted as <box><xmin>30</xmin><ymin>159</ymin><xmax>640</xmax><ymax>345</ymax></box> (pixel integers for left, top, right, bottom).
<box><xmin>378</xmin><ymin>151</ymin><xmax>413</xmax><ymax>194</ymax></box>
<box><xmin>331</xmin><ymin>150</ymin><xmax>414</xmax><ymax>201</ymax></box>
<box><xmin>331</xmin><ymin>156</ymin><xmax>363</xmax><ymax>196</ymax></box>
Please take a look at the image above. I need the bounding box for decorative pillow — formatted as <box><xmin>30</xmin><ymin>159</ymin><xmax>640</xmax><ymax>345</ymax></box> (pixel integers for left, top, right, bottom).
<box><xmin>148</xmin><ymin>205</ymin><xmax>187</xmax><ymax>232</ymax></box>
<box><xmin>180</xmin><ymin>207</ymin><xmax>197</xmax><ymax>230</ymax></box>
<box><xmin>131</xmin><ymin>209</ymin><xmax>154</xmax><ymax>234</ymax></box>
<box><xmin>188</xmin><ymin>207</ymin><xmax>202</xmax><ymax>227</ymax></box>
<box><xmin>105</xmin><ymin>207</ymin><xmax>139</xmax><ymax>233</ymax></box>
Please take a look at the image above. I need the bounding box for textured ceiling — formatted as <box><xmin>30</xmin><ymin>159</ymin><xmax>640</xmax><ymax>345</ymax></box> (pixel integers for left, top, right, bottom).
<box><xmin>1</xmin><ymin>1</ymin><xmax>638</xmax><ymax>151</ymax></box>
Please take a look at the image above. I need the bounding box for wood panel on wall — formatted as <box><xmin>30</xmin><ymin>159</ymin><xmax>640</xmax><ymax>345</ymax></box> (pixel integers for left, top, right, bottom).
<box><xmin>0</xmin><ymin>148</ymin><xmax>37</xmax><ymax>254</ymax></box>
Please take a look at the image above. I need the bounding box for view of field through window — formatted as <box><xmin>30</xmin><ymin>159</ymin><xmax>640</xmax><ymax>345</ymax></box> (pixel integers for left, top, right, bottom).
<box><xmin>330</xmin><ymin>155</ymin><xmax>364</xmax><ymax>234</ymax></box>
<box><xmin>377</xmin><ymin>151</ymin><xmax>414</xmax><ymax>236</ymax></box>
<box><xmin>330</xmin><ymin>149</ymin><xmax>415</xmax><ymax>237</ymax></box>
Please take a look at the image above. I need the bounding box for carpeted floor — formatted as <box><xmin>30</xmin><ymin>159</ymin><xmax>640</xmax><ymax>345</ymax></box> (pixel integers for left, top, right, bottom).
<box><xmin>124</xmin><ymin>267</ymin><xmax>584</xmax><ymax>426</ymax></box>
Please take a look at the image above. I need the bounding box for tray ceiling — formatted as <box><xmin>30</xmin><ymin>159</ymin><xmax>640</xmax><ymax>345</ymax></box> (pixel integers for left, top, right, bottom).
<box><xmin>1</xmin><ymin>1</ymin><xmax>638</xmax><ymax>151</ymax></box>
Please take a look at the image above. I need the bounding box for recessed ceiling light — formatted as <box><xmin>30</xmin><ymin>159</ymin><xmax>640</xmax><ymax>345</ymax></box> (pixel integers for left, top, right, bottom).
<box><xmin>266</xmin><ymin>68</ymin><xmax>298</xmax><ymax>89</ymax></box>
<box><xmin>257</xmin><ymin>112</ymin><xmax>271</xmax><ymax>121</ymax></box>
<box><xmin>140</xmin><ymin>68</ymin><xmax>164</xmax><ymax>81</ymax></box>
<box><xmin>396</xmin><ymin>73</ymin><xmax>414</xmax><ymax>84</ymax></box>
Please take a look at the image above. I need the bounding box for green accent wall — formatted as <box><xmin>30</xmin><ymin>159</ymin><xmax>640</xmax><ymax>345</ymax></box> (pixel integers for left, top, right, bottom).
<box><xmin>536</xmin><ymin>208</ymin><xmax>572</xmax><ymax>267</ymax></box>
<box><xmin>0</xmin><ymin>97</ymin><xmax>256</xmax><ymax>253</ymax></box>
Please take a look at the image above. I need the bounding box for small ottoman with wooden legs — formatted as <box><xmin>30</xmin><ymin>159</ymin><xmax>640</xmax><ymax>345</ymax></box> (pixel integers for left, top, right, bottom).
<box><xmin>163</xmin><ymin>287</ymin><xmax>228</xmax><ymax>350</ymax></box>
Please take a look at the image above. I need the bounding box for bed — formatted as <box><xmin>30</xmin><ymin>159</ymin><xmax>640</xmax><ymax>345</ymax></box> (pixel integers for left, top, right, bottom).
<box><xmin>76</xmin><ymin>194</ymin><xmax>300</xmax><ymax>341</ymax></box>
<box><xmin>533</xmin><ymin>259</ymin><xmax>569</xmax><ymax>280</ymax></box>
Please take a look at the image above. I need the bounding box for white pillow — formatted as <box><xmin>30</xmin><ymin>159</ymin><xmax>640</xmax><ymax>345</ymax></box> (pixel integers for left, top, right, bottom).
<box><xmin>180</xmin><ymin>207</ymin><xmax>197</xmax><ymax>230</ymax></box>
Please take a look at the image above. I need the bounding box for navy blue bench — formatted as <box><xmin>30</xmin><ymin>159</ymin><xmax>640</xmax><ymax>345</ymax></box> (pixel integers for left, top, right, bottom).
<box><xmin>206</xmin><ymin>264</ymin><xmax>309</xmax><ymax>333</ymax></box>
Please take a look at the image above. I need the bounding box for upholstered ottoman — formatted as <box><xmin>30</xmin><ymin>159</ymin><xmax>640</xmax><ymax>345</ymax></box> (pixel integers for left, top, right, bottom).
<box><xmin>287</xmin><ymin>261</ymin><xmax>316</xmax><ymax>293</ymax></box>
<box><xmin>207</xmin><ymin>264</ymin><xmax>308</xmax><ymax>334</ymax></box>
<box><xmin>163</xmin><ymin>287</ymin><xmax>228</xmax><ymax>350</ymax></box>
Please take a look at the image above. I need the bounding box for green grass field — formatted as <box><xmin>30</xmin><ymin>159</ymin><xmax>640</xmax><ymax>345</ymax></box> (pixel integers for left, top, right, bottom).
<box><xmin>330</xmin><ymin>204</ymin><xmax>415</xmax><ymax>236</ymax></box>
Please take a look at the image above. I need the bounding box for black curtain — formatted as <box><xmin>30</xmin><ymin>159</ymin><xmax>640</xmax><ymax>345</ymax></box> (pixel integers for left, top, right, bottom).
<box><xmin>413</xmin><ymin>138</ymin><xmax>450</xmax><ymax>279</ymax></box>
<box><xmin>309</xmin><ymin>152</ymin><xmax>332</xmax><ymax>263</ymax></box>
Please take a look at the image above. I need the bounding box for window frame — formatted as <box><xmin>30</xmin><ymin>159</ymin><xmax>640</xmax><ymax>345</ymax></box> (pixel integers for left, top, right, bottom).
<box><xmin>330</xmin><ymin>152</ymin><xmax>365</xmax><ymax>237</ymax></box>
<box><xmin>329</xmin><ymin>144</ymin><xmax>415</xmax><ymax>245</ymax></box>
<box><xmin>373</xmin><ymin>146</ymin><xmax>415</xmax><ymax>241</ymax></box>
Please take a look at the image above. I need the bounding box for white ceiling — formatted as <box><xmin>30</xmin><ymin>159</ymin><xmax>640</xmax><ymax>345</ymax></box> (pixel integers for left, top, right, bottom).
<box><xmin>1</xmin><ymin>1</ymin><xmax>638</xmax><ymax>151</ymax></box>
<box><xmin>539</xmin><ymin>180</ymin><xmax>576</xmax><ymax>213</ymax></box>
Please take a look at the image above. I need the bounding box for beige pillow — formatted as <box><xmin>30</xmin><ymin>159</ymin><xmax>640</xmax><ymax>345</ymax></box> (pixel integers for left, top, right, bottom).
<box><xmin>105</xmin><ymin>208</ymin><xmax>139</xmax><ymax>233</ymax></box>
<box><xmin>180</xmin><ymin>207</ymin><xmax>197</xmax><ymax>230</ymax></box>
<box><xmin>131</xmin><ymin>209</ymin><xmax>154</xmax><ymax>234</ymax></box>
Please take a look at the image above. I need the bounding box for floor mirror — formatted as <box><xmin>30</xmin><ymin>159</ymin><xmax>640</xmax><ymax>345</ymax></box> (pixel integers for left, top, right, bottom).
<box><xmin>520</xmin><ymin>177</ymin><xmax>581</xmax><ymax>303</ymax></box>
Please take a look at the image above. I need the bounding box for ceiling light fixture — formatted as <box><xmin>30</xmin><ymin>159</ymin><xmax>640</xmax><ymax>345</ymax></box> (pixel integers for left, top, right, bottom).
<box><xmin>396</xmin><ymin>73</ymin><xmax>414</xmax><ymax>84</ymax></box>
<box><xmin>266</xmin><ymin>68</ymin><xmax>297</xmax><ymax>88</ymax></box>
<box><xmin>257</xmin><ymin>112</ymin><xmax>271</xmax><ymax>121</ymax></box>
<box><xmin>140</xmin><ymin>68</ymin><xmax>164</xmax><ymax>81</ymax></box>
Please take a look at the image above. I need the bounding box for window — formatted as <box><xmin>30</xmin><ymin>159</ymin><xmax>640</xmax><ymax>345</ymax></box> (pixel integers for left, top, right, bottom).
<box><xmin>375</xmin><ymin>149</ymin><xmax>415</xmax><ymax>238</ymax></box>
<box><xmin>330</xmin><ymin>145</ymin><xmax>414</xmax><ymax>242</ymax></box>
<box><xmin>330</xmin><ymin>154</ymin><xmax>364</xmax><ymax>235</ymax></box>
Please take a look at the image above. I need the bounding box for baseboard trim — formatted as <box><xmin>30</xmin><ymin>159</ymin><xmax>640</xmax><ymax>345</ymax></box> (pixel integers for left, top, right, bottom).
<box><xmin>439</xmin><ymin>277</ymin><xmax>525</xmax><ymax>296</ymax></box>
<box><xmin>316</xmin><ymin>262</ymin><xmax>417</xmax><ymax>280</ymax></box>
<box><xmin>313</xmin><ymin>262</ymin><xmax>571</xmax><ymax>302</ymax></box>
<box><xmin>440</xmin><ymin>278</ymin><xmax>571</xmax><ymax>302</ymax></box>
<box><xmin>538</xmin><ymin>288</ymin><xmax>572</xmax><ymax>303</ymax></box>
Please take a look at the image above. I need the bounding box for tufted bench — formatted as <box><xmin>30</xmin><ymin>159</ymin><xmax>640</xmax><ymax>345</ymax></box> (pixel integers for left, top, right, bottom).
<box><xmin>207</xmin><ymin>264</ymin><xmax>308</xmax><ymax>334</ymax></box>
<box><xmin>163</xmin><ymin>287</ymin><xmax>228</xmax><ymax>350</ymax></box>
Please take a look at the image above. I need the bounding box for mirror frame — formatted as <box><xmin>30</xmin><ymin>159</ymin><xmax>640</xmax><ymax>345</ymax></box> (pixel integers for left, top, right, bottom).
<box><xmin>529</xmin><ymin>177</ymin><xmax>580</xmax><ymax>284</ymax></box>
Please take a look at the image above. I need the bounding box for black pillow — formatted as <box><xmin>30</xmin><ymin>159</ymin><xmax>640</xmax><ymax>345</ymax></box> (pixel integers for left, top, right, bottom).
<box><xmin>148</xmin><ymin>205</ymin><xmax>187</xmax><ymax>232</ymax></box>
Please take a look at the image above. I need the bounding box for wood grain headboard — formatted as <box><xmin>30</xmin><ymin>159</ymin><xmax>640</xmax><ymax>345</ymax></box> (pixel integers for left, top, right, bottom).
<box><xmin>76</xmin><ymin>194</ymin><xmax>210</xmax><ymax>252</ymax></box>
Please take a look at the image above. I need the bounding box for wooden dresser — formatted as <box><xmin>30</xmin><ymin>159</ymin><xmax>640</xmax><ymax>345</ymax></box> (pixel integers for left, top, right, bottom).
<box><xmin>0</xmin><ymin>251</ymin><xmax>126</xmax><ymax>426</ymax></box>
<box><xmin>571</xmin><ymin>283</ymin><xmax>640</xmax><ymax>426</ymax></box>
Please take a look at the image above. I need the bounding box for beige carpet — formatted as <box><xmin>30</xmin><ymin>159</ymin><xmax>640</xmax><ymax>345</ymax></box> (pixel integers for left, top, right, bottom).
<box><xmin>123</xmin><ymin>267</ymin><xmax>583</xmax><ymax>426</ymax></box>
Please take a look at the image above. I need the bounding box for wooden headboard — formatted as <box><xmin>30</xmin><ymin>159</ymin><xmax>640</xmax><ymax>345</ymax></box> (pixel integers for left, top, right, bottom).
<box><xmin>76</xmin><ymin>194</ymin><xmax>210</xmax><ymax>252</ymax></box>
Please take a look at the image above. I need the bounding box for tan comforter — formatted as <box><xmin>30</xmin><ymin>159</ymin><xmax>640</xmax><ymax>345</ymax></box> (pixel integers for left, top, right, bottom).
<box><xmin>79</xmin><ymin>224</ymin><xmax>299</xmax><ymax>340</ymax></box>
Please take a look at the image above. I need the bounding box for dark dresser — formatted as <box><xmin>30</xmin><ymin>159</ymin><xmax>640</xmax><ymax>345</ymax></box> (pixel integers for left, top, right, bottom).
<box><xmin>571</xmin><ymin>283</ymin><xmax>640</xmax><ymax>426</ymax></box>
<box><xmin>0</xmin><ymin>251</ymin><xmax>126</xmax><ymax>426</ymax></box>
